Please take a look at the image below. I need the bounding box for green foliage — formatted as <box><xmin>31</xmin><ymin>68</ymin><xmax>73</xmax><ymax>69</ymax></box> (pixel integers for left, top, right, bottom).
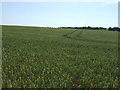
<box><xmin>2</xmin><ymin>26</ymin><xmax>118</xmax><ymax>88</ymax></box>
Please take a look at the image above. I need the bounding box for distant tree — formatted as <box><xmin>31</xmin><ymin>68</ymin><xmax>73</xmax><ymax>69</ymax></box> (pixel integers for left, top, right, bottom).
<box><xmin>108</xmin><ymin>27</ymin><xmax>112</xmax><ymax>31</ymax></box>
<box><xmin>87</xmin><ymin>26</ymin><xmax>91</xmax><ymax>29</ymax></box>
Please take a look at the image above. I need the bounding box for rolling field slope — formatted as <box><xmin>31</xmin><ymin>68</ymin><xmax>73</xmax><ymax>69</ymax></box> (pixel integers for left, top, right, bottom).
<box><xmin>2</xmin><ymin>25</ymin><xmax>118</xmax><ymax>88</ymax></box>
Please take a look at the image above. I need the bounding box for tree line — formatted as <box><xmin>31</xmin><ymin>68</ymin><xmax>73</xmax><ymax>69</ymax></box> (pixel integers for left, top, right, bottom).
<box><xmin>108</xmin><ymin>27</ymin><xmax>120</xmax><ymax>31</ymax></box>
<box><xmin>58</xmin><ymin>26</ymin><xmax>120</xmax><ymax>31</ymax></box>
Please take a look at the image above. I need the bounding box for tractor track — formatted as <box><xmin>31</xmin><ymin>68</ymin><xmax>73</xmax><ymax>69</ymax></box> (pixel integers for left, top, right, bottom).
<box><xmin>62</xmin><ymin>30</ymin><xmax>116</xmax><ymax>44</ymax></box>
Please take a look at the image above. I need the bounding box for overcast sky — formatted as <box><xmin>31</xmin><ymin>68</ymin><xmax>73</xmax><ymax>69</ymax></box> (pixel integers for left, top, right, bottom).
<box><xmin>2</xmin><ymin>1</ymin><xmax>118</xmax><ymax>28</ymax></box>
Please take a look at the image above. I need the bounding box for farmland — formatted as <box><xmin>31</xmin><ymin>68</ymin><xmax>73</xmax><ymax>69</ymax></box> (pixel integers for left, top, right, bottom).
<box><xmin>2</xmin><ymin>25</ymin><xmax>118</xmax><ymax>88</ymax></box>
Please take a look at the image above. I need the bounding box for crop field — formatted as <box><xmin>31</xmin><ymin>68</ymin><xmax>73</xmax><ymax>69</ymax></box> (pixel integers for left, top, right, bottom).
<box><xmin>2</xmin><ymin>25</ymin><xmax>118</xmax><ymax>88</ymax></box>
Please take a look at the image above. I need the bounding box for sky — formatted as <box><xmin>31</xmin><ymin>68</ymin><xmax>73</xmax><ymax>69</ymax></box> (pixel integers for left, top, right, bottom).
<box><xmin>2</xmin><ymin>1</ymin><xmax>119</xmax><ymax>28</ymax></box>
<box><xmin>118</xmin><ymin>1</ymin><xmax>120</xmax><ymax>28</ymax></box>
